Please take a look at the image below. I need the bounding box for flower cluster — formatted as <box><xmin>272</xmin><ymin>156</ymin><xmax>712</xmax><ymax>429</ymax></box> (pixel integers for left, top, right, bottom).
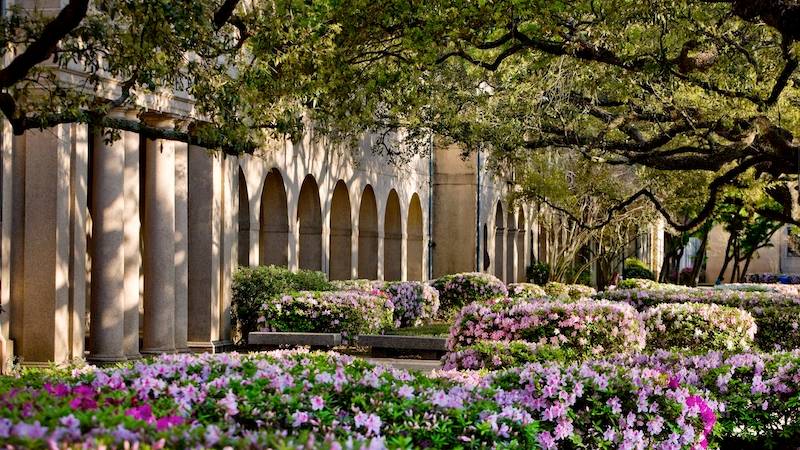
<box><xmin>544</xmin><ymin>281</ymin><xmax>597</xmax><ymax>300</ymax></box>
<box><xmin>330</xmin><ymin>279</ymin><xmax>375</xmax><ymax>291</ymax></box>
<box><xmin>597</xmin><ymin>284</ymin><xmax>800</xmax><ymax>350</ymax></box>
<box><xmin>642</xmin><ymin>303</ymin><xmax>757</xmax><ymax>353</ymax></box>
<box><xmin>380</xmin><ymin>281</ymin><xmax>440</xmax><ymax>328</ymax></box>
<box><xmin>608</xmin><ymin>350</ymin><xmax>800</xmax><ymax>448</ymax></box>
<box><xmin>430</xmin><ymin>272</ymin><xmax>507</xmax><ymax>314</ymax></box>
<box><xmin>507</xmin><ymin>282</ymin><xmax>547</xmax><ymax>300</ymax></box>
<box><xmin>0</xmin><ymin>350</ymin><xmax>713</xmax><ymax>449</ymax></box>
<box><xmin>442</xmin><ymin>340</ymin><xmax>566</xmax><ymax>370</ymax></box>
<box><xmin>746</xmin><ymin>273</ymin><xmax>800</xmax><ymax>284</ymax></box>
<box><xmin>232</xmin><ymin>265</ymin><xmax>333</xmax><ymax>343</ymax></box>
<box><xmin>447</xmin><ymin>299</ymin><xmax>646</xmax><ymax>357</ymax></box>
<box><xmin>257</xmin><ymin>290</ymin><xmax>393</xmax><ymax>338</ymax></box>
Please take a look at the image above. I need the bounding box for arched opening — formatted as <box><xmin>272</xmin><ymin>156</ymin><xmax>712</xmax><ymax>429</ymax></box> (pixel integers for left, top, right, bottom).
<box><xmin>384</xmin><ymin>190</ymin><xmax>403</xmax><ymax>281</ymax></box>
<box><xmin>494</xmin><ymin>203</ymin><xmax>504</xmax><ymax>280</ymax></box>
<box><xmin>407</xmin><ymin>194</ymin><xmax>424</xmax><ymax>281</ymax></box>
<box><xmin>358</xmin><ymin>185</ymin><xmax>378</xmax><ymax>279</ymax></box>
<box><xmin>297</xmin><ymin>175</ymin><xmax>322</xmax><ymax>270</ymax></box>
<box><xmin>329</xmin><ymin>180</ymin><xmax>352</xmax><ymax>280</ymax></box>
<box><xmin>259</xmin><ymin>169</ymin><xmax>288</xmax><ymax>266</ymax></box>
<box><xmin>237</xmin><ymin>168</ymin><xmax>250</xmax><ymax>266</ymax></box>
<box><xmin>506</xmin><ymin>211</ymin><xmax>516</xmax><ymax>283</ymax></box>
<box><xmin>517</xmin><ymin>209</ymin><xmax>526</xmax><ymax>281</ymax></box>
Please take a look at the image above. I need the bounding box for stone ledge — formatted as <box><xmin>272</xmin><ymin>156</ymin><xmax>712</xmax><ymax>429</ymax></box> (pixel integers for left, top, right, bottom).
<box><xmin>248</xmin><ymin>332</ymin><xmax>341</xmax><ymax>347</ymax></box>
<box><xmin>356</xmin><ymin>335</ymin><xmax>448</xmax><ymax>352</ymax></box>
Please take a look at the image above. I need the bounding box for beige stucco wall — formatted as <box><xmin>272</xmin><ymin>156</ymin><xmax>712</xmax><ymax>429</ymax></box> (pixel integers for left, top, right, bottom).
<box><xmin>705</xmin><ymin>224</ymin><xmax>783</xmax><ymax>283</ymax></box>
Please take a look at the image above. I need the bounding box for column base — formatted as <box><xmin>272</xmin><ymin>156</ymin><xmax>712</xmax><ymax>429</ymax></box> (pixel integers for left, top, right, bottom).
<box><xmin>125</xmin><ymin>352</ymin><xmax>142</xmax><ymax>361</ymax></box>
<box><xmin>175</xmin><ymin>346</ymin><xmax>190</xmax><ymax>354</ymax></box>
<box><xmin>140</xmin><ymin>347</ymin><xmax>178</xmax><ymax>356</ymax></box>
<box><xmin>87</xmin><ymin>354</ymin><xmax>127</xmax><ymax>365</ymax></box>
<box><xmin>188</xmin><ymin>340</ymin><xmax>234</xmax><ymax>354</ymax></box>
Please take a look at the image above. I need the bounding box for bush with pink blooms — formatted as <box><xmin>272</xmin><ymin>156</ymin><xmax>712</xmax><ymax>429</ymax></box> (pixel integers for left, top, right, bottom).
<box><xmin>430</xmin><ymin>272</ymin><xmax>507</xmax><ymax>314</ymax></box>
<box><xmin>597</xmin><ymin>284</ymin><xmax>800</xmax><ymax>350</ymax></box>
<box><xmin>507</xmin><ymin>282</ymin><xmax>547</xmax><ymax>300</ymax></box>
<box><xmin>643</xmin><ymin>303</ymin><xmax>757</xmax><ymax>353</ymax></box>
<box><xmin>610</xmin><ymin>350</ymin><xmax>800</xmax><ymax>449</ymax></box>
<box><xmin>442</xmin><ymin>340</ymin><xmax>567</xmax><ymax>370</ymax></box>
<box><xmin>381</xmin><ymin>281</ymin><xmax>440</xmax><ymax>327</ymax></box>
<box><xmin>447</xmin><ymin>299</ymin><xmax>646</xmax><ymax>357</ymax></box>
<box><xmin>0</xmin><ymin>350</ymin><xmax>714</xmax><ymax>449</ymax></box>
<box><xmin>256</xmin><ymin>290</ymin><xmax>393</xmax><ymax>338</ymax></box>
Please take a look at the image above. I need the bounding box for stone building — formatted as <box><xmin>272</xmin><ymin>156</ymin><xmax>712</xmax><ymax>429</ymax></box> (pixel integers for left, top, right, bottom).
<box><xmin>0</xmin><ymin>2</ymin><xmax>664</xmax><ymax>368</ymax></box>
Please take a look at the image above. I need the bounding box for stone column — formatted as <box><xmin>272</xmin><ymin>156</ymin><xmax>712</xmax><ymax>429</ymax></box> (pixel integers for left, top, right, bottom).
<box><xmin>122</xmin><ymin>110</ymin><xmax>141</xmax><ymax>359</ymax></box>
<box><xmin>350</xmin><ymin>226</ymin><xmax>359</xmax><ymax>279</ymax></box>
<box><xmin>69</xmin><ymin>124</ymin><xmax>88</xmax><ymax>361</ymax></box>
<box><xmin>174</xmin><ymin>141</ymin><xmax>188</xmax><ymax>353</ymax></box>
<box><xmin>187</xmin><ymin>147</ymin><xmax>223</xmax><ymax>351</ymax></box>
<box><xmin>377</xmin><ymin>228</ymin><xmax>385</xmax><ymax>281</ymax></box>
<box><xmin>7</xmin><ymin>132</ymin><xmax>24</xmax><ymax>356</ymax></box>
<box><xmin>0</xmin><ymin>119</ymin><xmax>13</xmax><ymax>359</ymax></box>
<box><xmin>400</xmin><ymin>230</ymin><xmax>408</xmax><ymax>281</ymax></box>
<box><xmin>142</xmin><ymin>118</ymin><xmax>176</xmax><ymax>355</ymax></box>
<box><xmin>88</xmin><ymin>124</ymin><xmax>126</xmax><ymax>362</ymax></box>
<box><xmin>220</xmin><ymin>156</ymin><xmax>237</xmax><ymax>343</ymax></box>
<box><xmin>21</xmin><ymin>126</ymin><xmax>73</xmax><ymax>364</ymax></box>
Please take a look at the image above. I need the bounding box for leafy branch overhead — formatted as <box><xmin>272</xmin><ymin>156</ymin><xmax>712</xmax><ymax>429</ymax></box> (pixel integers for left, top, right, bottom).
<box><xmin>1</xmin><ymin>0</ymin><xmax>799</xmax><ymax>228</ymax></box>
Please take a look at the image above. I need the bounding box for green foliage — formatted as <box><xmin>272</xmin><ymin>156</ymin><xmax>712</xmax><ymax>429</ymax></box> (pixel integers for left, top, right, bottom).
<box><xmin>643</xmin><ymin>303</ymin><xmax>757</xmax><ymax>353</ymax></box>
<box><xmin>623</xmin><ymin>257</ymin><xmax>655</xmax><ymax>281</ymax></box>
<box><xmin>442</xmin><ymin>341</ymin><xmax>570</xmax><ymax>370</ymax></box>
<box><xmin>231</xmin><ymin>265</ymin><xmax>333</xmax><ymax>344</ymax></box>
<box><xmin>526</xmin><ymin>261</ymin><xmax>550</xmax><ymax>285</ymax></box>
<box><xmin>256</xmin><ymin>290</ymin><xmax>393</xmax><ymax>338</ymax></box>
<box><xmin>430</xmin><ymin>272</ymin><xmax>507</xmax><ymax>315</ymax></box>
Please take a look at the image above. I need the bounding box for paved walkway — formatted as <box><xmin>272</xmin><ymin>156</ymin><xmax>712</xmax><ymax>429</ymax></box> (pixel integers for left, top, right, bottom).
<box><xmin>366</xmin><ymin>358</ymin><xmax>443</xmax><ymax>372</ymax></box>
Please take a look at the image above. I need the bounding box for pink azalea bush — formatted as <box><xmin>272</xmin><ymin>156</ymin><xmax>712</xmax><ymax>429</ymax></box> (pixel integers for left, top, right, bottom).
<box><xmin>447</xmin><ymin>299</ymin><xmax>646</xmax><ymax>357</ymax></box>
<box><xmin>442</xmin><ymin>340</ymin><xmax>566</xmax><ymax>370</ymax></box>
<box><xmin>597</xmin><ymin>284</ymin><xmax>800</xmax><ymax>350</ymax></box>
<box><xmin>643</xmin><ymin>303</ymin><xmax>757</xmax><ymax>353</ymax></box>
<box><xmin>544</xmin><ymin>281</ymin><xmax>597</xmax><ymax>300</ymax></box>
<box><xmin>609</xmin><ymin>350</ymin><xmax>800</xmax><ymax>448</ymax></box>
<box><xmin>381</xmin><ymin>281</ymin><xmax>440</xmax><ymax>327</ymax></box>
<box><xmin>746</xmin><ymin>273</ymin><xmax>800</xmax><ymax>284</ymax></box>
<box><xmin>507</xmin><ymin>282</ymin><xmax>547</xmax><ymax>299</ymax></box>
<box><xmin>431</xmin><ymin>272</ymin><xmax>507</xmax><ymax>314</ymax></box>
<box><xmin>332</xmin><ymin>280</ymin><xmax>441</xmax><ymax>328</ymax></box>
<box><xmin>256</xmin><ymin>290</ymin><xmax>393</xmax><ymax>338</ymax></box>
<box><xmin>0</xmin><ymin>350</ymin><xmax>714</xmax><ymax>449</ymax></box>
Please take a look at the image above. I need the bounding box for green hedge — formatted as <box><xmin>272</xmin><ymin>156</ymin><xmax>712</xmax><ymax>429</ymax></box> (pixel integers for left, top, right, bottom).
<box><xmin>231</xmin><ymin>265</ymin><xmax>333</xmax><ymax>344</ymax></box>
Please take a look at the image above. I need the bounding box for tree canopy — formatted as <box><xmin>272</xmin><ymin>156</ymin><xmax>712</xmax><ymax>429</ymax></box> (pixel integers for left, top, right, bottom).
<box><xmin>1</xmin><ymin>0</ymin><xmax>799</xmax><ymax>228</ymax></box>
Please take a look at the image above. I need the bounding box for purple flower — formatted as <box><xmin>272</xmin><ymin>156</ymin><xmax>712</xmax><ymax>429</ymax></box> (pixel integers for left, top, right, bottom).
<box><xmin>310</xmin><ymin>395</ymin><xmax>325</xmax><ymax>411</ymax></box>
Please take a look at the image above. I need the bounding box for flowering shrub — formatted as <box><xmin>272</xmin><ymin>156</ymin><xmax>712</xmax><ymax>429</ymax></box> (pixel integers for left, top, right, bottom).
<box><xmin>543</xmin><ymin>281</ymin><xmax>596</xmax><ymax>300</ymax></box>
<box><xmin>597</xmin><ymin>286</ymin><xmax>800</xmax><ymax>350</ymax></box>
<box><xmin>507</xmin><ymin>282</ymin><xmax>547</xmax><ymax>299</ymax></box>
<box><xmin>442</xmin><ymin>340</ymin><xmax>567</xmax><ymax>370</ymax></box>
<box><xmin>256</xmin><ymin>290</ymin><xmax>393</xmax><ymax>338</ymax></box>
<box><xmin>330</xmin><ymin>279</ymin><xmax>374</xmax><ymax>291</ymax></box>
<box><xmin>0</xmin><ymin>350</ymin><xmax>714</xmax><ymax>449</ymax></box>
<box><xmin>746</xmin><ymin>273</ymin><xmax>800</xmax><ymax>284</ymax></box>
<box><xmin>616</xmin><ymin>278</ymin><xmax>664</xmax><ymax>290</ymax></box>
<box><xmin>716</xmin><ymin>283</ymin><xmax>800</xmax><ymax>295</ymax></box>
<box><xmin>430</xmin><ymin>272</ymin><xmax>507</xmax><ymax>314</ymax></box>
<box><xmin>447</xmin><ymin>299</ymin><xmax>646</xmax><ymax>357</ymax></box>
<box><xmin>642</xmin><ymin>303</ymin><xmax>757</xmax><ymax>353</ymax></box>
<box><xmin>232</xmin><ymin>265</ymin><xmax>333</xmax><ymax>343</ymax></box>
<box><xmin>610</xmin><ymin>350</ymin><xmax>800</xmax><ymax>448</ymax></box>
<box><xmin>381</xmin><ymin>281</ymin><xmax>440</xmax><ymax>327</ymax></box>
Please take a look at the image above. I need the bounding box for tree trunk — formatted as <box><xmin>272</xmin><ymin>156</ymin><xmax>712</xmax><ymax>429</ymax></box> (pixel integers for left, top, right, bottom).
<box><xmin>689</xmin><ymin>229</ymin><xmax>710</xmax><ymax>287</ymax></box>
<box><xmin>716</xmin><ymin>234</ymin><xmax>735</xmax><ymax>284</ymax></box>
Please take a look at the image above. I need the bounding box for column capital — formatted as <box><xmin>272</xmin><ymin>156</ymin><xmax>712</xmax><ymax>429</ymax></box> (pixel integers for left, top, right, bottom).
<box><xmin>106</xmin><ymin>107</ymin><xmax>140</xmax><ymax>121</ymax></box>
<box><xmin>140</xmin><ymin>112</ymin><xmax>178</xmax><ymax>129</ymax></box>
